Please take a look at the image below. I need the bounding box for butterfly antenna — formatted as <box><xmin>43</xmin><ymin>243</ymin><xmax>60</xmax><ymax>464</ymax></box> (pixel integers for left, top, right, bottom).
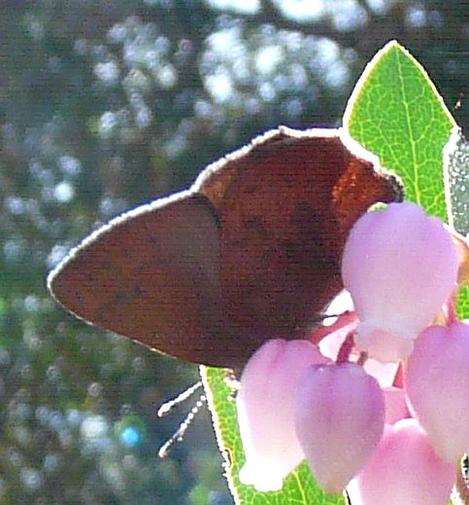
<box><xmin>157</xmin><ymin>381</ymin><xmax>202</xmax><ymax>417</ymax></box>
<box><xmin>158</xmin><ymin>393</ymin><xmax>207</xmax><ymax>458</ymax></box>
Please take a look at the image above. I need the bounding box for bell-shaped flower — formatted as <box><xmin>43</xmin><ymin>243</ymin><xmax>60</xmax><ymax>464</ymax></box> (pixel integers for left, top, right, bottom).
<box><xmin>295</xmin><ymin>362</ymin><xmax>384</xmax><ymax>493</ymax></box>
<box><xmin>347</xmin><ymin>419</ymin><xmax>455</xmax><ymax>505</ymax></box>
<box><xmin>341</xmin><ymin>202</ymin><xmax>459</xmax><ymax>362</ymax></box>
<box><xmin>236</xmin><ymin>338</ymin><xmax>328</xmax><ymax>492</ymax></box>
<box><xmin>405</xmin><ymin>322</ymin><xmax>469</xmax><ymax>462</ymax></box>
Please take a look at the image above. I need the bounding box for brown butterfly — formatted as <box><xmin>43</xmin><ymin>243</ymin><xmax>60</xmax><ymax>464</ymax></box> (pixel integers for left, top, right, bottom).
<box><xmin>48</xmin><ymin>127</ymin><xmax>403</xmax><ymax>369</ymax></box>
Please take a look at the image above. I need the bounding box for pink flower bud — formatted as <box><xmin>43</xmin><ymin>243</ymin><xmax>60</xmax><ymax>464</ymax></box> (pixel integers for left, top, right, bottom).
<box><xmin>341</xmin><ymin>203</ymin><xmax>459</xmax><ymax>362</ymax></box>
<box><xmin>295</xmin><ymin>363</ymin><xmax>384</xmax><ymax>493</ymax></box>
<box><xmin>347</xmin><ymin>419</ymin><xmax>455</xmax><ymax>505</ymax></box>
<box><xmin>236</xmin><ymin>338</ymin><xmax>327</xmax><ymax>492</ymax></box>
<box><xmin>405</xmin><ymin>322</ymin><xmax>469</xmax><ymax>462</ymax></box>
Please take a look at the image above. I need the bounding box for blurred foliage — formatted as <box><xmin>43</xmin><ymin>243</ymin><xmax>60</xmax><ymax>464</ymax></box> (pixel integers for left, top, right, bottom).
<box><xmin>0</xmin><ymin>0</ymin><xmax>466</xmax><ymax>504</ymax></box>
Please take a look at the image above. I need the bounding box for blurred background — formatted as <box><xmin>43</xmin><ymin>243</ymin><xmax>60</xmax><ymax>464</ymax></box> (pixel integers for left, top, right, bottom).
<box><xmin>0</xmin><ymin>1</ymin><xmax>467</xmax><ymax>503</ymax></box>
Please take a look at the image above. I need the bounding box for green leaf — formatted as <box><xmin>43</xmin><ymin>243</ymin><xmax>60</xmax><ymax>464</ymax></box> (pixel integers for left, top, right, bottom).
<box><xmin>201</xmin><ymin>366</ymin><xmax>345</xmax><ymax>505</ymax></box>
<box><xmin>344</xmin><ymin>40</ymin><xmax>456</xmax><ymax>220</ymax></box>
<box><xmin>444</xmin><ymin>130</ymin><xmax>469</xmax><ymax>236</ymax></box>
<box><xmin>344</xmin><ymin>40</ymin><xmax>468</xmax><ymax>321</ymax></box>
<box><xmin>443</xmin><ymin>130</ymin><xmax>469</xmax><ymax>319</ymax></box>
<box><xmin>457</xmin><ymin>286</ymin><xmax>469</xmax><ymax>320</ymax></box>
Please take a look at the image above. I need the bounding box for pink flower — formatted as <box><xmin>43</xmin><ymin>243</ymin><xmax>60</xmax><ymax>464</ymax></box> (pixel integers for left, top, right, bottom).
<box><xmin>236</xmin><ymin>202</ymin><xmax>465</xmax><ymax>498</ymax></box>
<box><xmin>236</xmin><ymin>338</ymin><xmax>327</xmax><ymax>492</ymax></box>
<box><xmin>341</xmin><ymin>202</ymin><xmax>459</xmax><ymax>362</ymax></box>
<box><xmin>347</xmin><ymin>419</ymin><xmax>455</xmax><ymax>505</ymax></box>
<box><xmin>295</xmin><ymin>363</ymin><xmax>384</xmax><ymax>493</ymax></box>
<box><xmin>405</xmin><ymin>322</ymin><xmax>469</xmax><ymax>462</ymax></box>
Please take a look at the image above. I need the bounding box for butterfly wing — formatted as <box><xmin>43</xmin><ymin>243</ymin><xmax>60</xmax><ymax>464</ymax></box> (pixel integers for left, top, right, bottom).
<box><xmin>197</xmin><ymin>127</ymin><xmax>402</xmax><ymax>354</ymax></box>
<box><xmin>49</xmin><ymin>127</ymin><xmax>403</xmax><ymax>368</ymax></box>
<box><xmin>48</xmin><ymin>192</ymin><xmax>233</xmax><ymax>366</ymax></box>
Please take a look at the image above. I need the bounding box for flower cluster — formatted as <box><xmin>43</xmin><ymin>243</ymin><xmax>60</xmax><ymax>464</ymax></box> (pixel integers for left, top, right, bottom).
<box><xmin>236</xmin><ymin>202</ymin><xmax>469</xmax><ymax>504</ymax></box>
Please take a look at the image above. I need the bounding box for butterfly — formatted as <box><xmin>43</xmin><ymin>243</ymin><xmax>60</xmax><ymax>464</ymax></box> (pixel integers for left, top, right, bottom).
<box><xmin>48</xmin><ymin>126</ymin><xmax>403</xmax><ymax>369</ymax></box>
